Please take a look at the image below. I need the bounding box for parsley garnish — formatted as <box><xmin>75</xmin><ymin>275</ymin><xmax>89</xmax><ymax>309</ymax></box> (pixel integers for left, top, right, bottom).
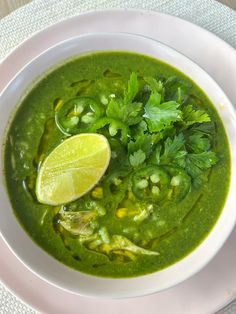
<box><xmin>182</xmin><ymin>104</ymin><xmax>210</xmax><ymax>126</ymax></box>
<box><xmin>160</xmin><ymin>133</ymin><xmax>186</xmax><ymax>164</ymax></box>
<box><xmin>124</xmin><ymin>73</ymin><xmax>217</xmax><ymax>186</ymax></box>
<box><xmin>144</xmin><ymin>92</ymin><xmax>182</xmax><ymax>132</ymax></box>
<box><xmin>98</xmin><ymin>72</ymin><xmax>218</xmax><ymax>191</ymax></box>
<box><xmin>186</xmin><ymin>130</ymin><xmax>211</xmax><ymax>153</ymax></box>
<box><xmin>124</xmin><ymin>72</ymin><xmax>139</xmax><ymax>105</ymax></box>
<box><xmin>129</xmin><ymin>149</ymin><xmax>146</xmax><ymax>167</ymax></box>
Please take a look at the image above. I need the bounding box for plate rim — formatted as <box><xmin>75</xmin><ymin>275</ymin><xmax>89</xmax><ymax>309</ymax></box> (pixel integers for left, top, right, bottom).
<box><xmin>1</xmin><ymin>8</ymin><xmax>236</xmax><ymax>67</ymax></box>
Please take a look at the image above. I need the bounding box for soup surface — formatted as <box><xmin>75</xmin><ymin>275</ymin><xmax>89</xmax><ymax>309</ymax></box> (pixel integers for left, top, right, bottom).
<box><xmin>4</xmin><ymin>52</ymin><xmax>230</xmax><ymax>277</ymax></box>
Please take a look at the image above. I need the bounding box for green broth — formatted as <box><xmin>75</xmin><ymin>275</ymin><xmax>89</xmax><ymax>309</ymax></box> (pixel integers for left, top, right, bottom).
<box><xmin>4</xmin><ymin>52</ymin><xmax>230</xmax><ymax>277</ymax></box>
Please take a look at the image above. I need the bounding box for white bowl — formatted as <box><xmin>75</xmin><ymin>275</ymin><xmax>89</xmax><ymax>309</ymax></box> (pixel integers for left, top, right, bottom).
<box><xmin>1</xmin><ymin>33</ymin><xmax>236</xmax><ymax>298</ymax></box>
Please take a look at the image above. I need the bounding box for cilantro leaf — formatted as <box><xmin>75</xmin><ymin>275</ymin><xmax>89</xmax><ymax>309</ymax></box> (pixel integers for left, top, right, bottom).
<box><xmin>106</xmin><ymin>97</ymin><xmax>123</xmax><ymax>120</ymax></box>
<box><xmin>144</xmin><ymin>77</ymin><xmax>163</xmax><ymax>93</ymax></box>
<box><xmin>106</xmin><ymin>97</ymin><xmax>143</xmax><ymax>126</ymax></box>
<box><xmin>191</xmin><ymin>121</ymin><xmax>215</xmax><ymax>135</ymax></box>
<box><xmin>144</xmin><ymin>91</ymin><xmax>182</xmax><ymax>132</ymax></box>
<box><xmin>173</xmin><ymin>151</ymin><xmax>188</xmax><ymax>168</ymax></box>
<box><xmin>106</xmin><ymin>73</ymin><xmax>143</xmax><ymax>126</ymax></box>
<box><xmin>160</xmin><ymin>133</ymin><xmax>187</xmax><ymax>165</ymax></box>
<box><xmin>186</xmin><ymin>131</ymin><xmax>211</xmax><ymax>153</ymax></box>
<box><xmin>128</xmin><ymin>133</ymin><xmax>153</xmax><ymax>167</ymax></box>
<box><xmin>135</xmin><ymin>84</ymin><xmax>151</xmax><ymax>104</ymax></box>
<box><xmin>129</xmin><ymin>149</ymin><xmax>146</xmax><ymax>167</ymax></box>
<box><xmin>163</xmin><ymin>76</ymin><xmax>191</xmax><ymax>104</ymax></box>
<box><xmin>162</xmin><ymin>133</ymin><xmax>185</xmax><ymax>157</ymax></box>
<box><xmin>124</xmin><ymin>72</ymin><xmax>139</xmax><ymax>105</ymax></box>
<box><xmin>130</xmin><ymin>120</ymin><xmax>148</xmax><ymax>139</ymax></box>
<box><xmin>186</xmin><ymin>152</ymin><xmax>218</xmax><ymax>173</ymax></box>
<box><xmin>185</xmin><ymin>152</ymin><xmax>218</xmax><ymax>186</ymax></box>
<box><xmin>182</xmin><ymin>105</ymin><xmax>210</xmax><ymax>126</ymax></box>
<box><xmin>149</xmin><ymin>144</ymin><xmax>162</xmax><ymax>165</ymax></box>
<box><xmin>128</xmin><ymin>134</ymin><xmax>152</xmax><ymax>158</ymax></box>
<box><xmin>124</xmin><ymin>101</ymin><xmax>143</xmax><ymax>125</ymax></box>
<box><xmin>187</xmin><ymin>94</ymin><xmax>204</xmax><ymax>107</ymax></box>
<box><xmin>150</xmin><ymin>126</ymin><xmax>176</xmax><ymax>145</ymax></box>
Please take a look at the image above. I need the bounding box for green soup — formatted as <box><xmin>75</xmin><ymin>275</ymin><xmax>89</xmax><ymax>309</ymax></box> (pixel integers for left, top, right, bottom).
<box><xmin>4</xmin><ymin>52</ymin><xmax>230</xmax><ymax>278</ymax></box>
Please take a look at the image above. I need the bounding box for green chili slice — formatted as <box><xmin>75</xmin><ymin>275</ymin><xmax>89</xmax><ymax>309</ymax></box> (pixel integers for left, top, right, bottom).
<box><xmin>163</xmin><ymin>165</ymin><xmax>191</xmax><ymax>202</ymax></box>
<box><xmin>132</xmin><ymin>165</ymin><xmax>170</xmax><ymax>202</ymax></box>
<box><xmin>55</xmin><ymin>96</ymin><xmax>102</xmax><ymax>135</ymax></box>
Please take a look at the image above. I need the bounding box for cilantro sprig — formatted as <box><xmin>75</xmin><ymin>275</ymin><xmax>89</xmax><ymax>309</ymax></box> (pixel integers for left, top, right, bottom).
<box><xmin>144</xmin><ymin>93</ymin><xmax>182</xmax><ymax>132</ymax></box>
<box><xmin>114</xmin><ymin>72</ymin><xmax>218</xmax><ymax>187</ymax></box>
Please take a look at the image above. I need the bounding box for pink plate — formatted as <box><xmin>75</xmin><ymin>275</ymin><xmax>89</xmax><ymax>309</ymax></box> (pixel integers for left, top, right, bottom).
<box><xmin>1</xmin><ymin>9</ymin><xmax>236</xmax><ymax>314</ymax></box>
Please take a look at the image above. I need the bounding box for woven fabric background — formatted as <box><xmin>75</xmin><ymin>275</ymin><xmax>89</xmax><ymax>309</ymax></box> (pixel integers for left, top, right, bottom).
<box><xmin>0</xmin><ymin>0</ymin><xmax>236</xmax><ymax>61</ymax></box>
<box><xmin>0</xmin><ymin>0</ymin><xmax>236</xmax><ymax>313</ymax></box>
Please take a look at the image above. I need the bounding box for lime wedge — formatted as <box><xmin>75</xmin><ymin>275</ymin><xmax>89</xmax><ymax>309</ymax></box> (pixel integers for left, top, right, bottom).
<box><xmin>36</xmin><ymin>133</ymin><xmax>111</xmax><ymax>205</ymax></box>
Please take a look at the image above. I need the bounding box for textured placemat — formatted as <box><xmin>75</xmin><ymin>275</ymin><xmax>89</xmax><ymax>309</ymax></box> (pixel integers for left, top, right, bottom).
<box><xmin>0</xmin><ymin>0</ymin><xmax>236</xmax><ymax>313</ymax></box>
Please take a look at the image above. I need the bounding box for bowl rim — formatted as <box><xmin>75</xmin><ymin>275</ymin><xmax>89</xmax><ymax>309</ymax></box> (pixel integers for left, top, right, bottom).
<box><xmin>1</xmin><ymin>31</ymin><xmax>236</xmax><ymax>298</ymax></box>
